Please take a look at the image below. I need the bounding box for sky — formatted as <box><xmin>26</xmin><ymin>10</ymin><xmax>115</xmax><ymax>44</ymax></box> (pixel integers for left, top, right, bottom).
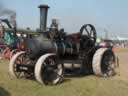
<box><xmin>0</xmin><ymin>0</ymin><xmax>128</xmax><ymax>38</ymax></box>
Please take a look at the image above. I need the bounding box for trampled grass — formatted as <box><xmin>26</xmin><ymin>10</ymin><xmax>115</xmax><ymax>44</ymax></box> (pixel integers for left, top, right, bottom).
<box><xmin>0</xmin><ymin>49</ymin><xmax>128</xmax><ymax>96</ymax></box>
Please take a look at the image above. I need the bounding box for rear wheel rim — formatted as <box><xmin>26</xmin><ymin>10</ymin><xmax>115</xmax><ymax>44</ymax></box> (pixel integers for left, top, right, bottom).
<box><xmin>10</xmin><ymin>49</ymin><xmax>20</xmax><ymax>58</ymax></box>
<box><xmin>101</xmin><ymin>50</ymin><xmax>115</xmax><ymax>77</ymax></box>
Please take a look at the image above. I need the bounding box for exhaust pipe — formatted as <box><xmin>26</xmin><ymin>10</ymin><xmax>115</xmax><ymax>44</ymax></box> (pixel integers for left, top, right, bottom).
<box><xmin>38</xmin><ymin>5</ymin><xmax>49</xmax><ymax>32</ymax></box>
<box><xmin>0</xmin><ymin>19</ymin><xmax>12</xmax><ymax>28</ymax></box>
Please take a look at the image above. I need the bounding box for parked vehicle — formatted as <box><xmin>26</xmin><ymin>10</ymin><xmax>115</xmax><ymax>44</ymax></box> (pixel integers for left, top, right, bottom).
<box><xmin>9</xmin><ymin>5</ymin><xmax>116</xmax><ymax>85</ymax></box>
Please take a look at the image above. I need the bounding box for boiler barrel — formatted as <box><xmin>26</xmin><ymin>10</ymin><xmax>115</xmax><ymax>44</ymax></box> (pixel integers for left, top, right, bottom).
<box><xmin>24</xmin><ymin>34</ymin><xmax>75</xmax><ymax>59</ymax></box>
<box><xmin>24</xmin><ymin>34</ymin><xmax>56</xmax><ymax>59</ymax></box>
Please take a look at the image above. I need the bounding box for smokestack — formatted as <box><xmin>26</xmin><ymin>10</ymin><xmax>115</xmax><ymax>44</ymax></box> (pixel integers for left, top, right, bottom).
<box><xmin>0</xmin><ymin>8</ymin><xmax>16</xmax><ymax>28</ymax></box>
<box><xmin>38</xmin><ymin>5</ymin><xmax>49</xmax><ymax>32</ymax></box>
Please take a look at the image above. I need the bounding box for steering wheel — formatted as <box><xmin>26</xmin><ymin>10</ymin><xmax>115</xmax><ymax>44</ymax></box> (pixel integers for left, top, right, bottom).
<box><xmin>79</xmin><ymin>24</ymin><xmax>97</xmax><ymax>43</ymax></box>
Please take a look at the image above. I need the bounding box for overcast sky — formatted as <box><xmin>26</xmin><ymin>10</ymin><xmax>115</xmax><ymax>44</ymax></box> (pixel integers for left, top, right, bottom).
<box><xmin>1</xmin><ymin>0</ymin><xmax>128</xmax><ymax>38</ymax></box>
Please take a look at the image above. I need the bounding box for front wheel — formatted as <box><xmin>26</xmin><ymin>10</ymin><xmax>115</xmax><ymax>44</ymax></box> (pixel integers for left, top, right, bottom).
<box><xmin>35</xmin><ymin>53</ymin><xmax>64</xmax><ymax>85</ymax></box>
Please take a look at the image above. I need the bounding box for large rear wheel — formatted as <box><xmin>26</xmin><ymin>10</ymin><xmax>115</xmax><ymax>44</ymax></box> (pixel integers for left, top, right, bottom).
<box><xmin>92</xmin><ymin>48</ymin><xmax>116</xmax><ymax>77</ymax></box>
<box><xmin>9</xmin><ymin>51</ymin><xmax>26</xmax><ymax>78</ymax></box>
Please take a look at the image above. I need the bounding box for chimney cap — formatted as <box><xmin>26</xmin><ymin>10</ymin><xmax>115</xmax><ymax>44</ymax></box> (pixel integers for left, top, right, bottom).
<box><xmin>38</xmin><ymin>4</ymin><xmax>49</xmax><ymax>9</ymax></box>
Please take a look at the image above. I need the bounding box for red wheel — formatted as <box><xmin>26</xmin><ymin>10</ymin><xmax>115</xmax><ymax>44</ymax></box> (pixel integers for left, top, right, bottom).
<box><xmin>0</xmin><ymin>45</ymin><xmax>7</xmax><ymax>59</ymax></box>
<box><xmin>3</xmin><ymin>47</ymin><xmax>11</xmax><ymax>59</ymax></box>
<box><xmin>0</xmin><ymin>45</ymin><xmax>7</xmax><ymax>58</ymax></box>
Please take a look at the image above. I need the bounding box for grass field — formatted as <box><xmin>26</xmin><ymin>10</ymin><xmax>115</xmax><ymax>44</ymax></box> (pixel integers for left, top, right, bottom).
<box><xmin>0</xmin><ymin>48</ymin><xmax>128</xmax><ymax>96</ymax></box>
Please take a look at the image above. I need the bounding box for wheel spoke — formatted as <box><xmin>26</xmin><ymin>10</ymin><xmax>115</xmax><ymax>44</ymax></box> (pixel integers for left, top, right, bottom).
<box><xmin>11</xmin><ymin>52</ymin><xmax>28</xmax><ymax>78</ymax></box>
<box><xmin>102</xmin><ymin>51</ymin><xmax>115</xmax><ymax>76</ymax></box>
<box><xmin>93</xmin><ymin>48</ymin><xmax>116</xmax><ymax>77</ymax></box>
<box><xmin>39</xmin><ymin>56</ymin><xmax>63</xmax><ymax>85</ymax></box>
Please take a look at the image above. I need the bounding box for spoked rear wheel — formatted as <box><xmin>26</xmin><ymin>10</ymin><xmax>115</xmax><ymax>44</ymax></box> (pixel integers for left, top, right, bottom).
<box><xmin>92</xmin><ymin>48</ymin><xmax>116</xmax><ymax>77</ymax></box>
<box><xmin>35</xmin><ymin>53</ymin><xmax>64</xmax><ymax>85</ymax></box>
<box><xmin>10</xmin><ymin>49</ymin><xmax>20</xmax><ymax>59</ymax></box>
<box><xmin>9</xmin><ymin>51</ymin><xmax>26</xmax><ymax>78</ymax></box>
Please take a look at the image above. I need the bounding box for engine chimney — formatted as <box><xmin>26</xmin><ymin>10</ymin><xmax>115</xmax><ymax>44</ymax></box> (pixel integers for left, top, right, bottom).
<box><xmin>38</xmin><ymin>5</ymin><xmax>49</xmax><ymax>32</ymax></box>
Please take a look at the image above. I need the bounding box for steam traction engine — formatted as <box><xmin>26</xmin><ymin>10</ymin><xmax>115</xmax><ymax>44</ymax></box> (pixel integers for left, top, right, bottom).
<box><xmin>9</xmin><ymin>5</ymin><xmax>116</xmax><ymax>85</ymax></box>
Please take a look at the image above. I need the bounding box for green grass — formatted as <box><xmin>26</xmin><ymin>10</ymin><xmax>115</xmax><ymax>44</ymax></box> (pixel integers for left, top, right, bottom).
<box><xmin>0</xmin><ymin>59</ymin><xmax>128</xmax><ymax>96</ymax></box>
